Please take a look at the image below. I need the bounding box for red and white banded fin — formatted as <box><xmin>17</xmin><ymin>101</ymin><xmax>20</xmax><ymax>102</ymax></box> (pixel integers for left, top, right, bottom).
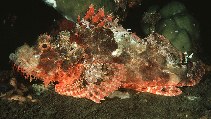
<box><xmin>136</xmin><ymin>86</ymin><xmax>183</xmax><ymax>96</ymax></box>
<box><xmin>77</xmin><ymin>4</ymin><xmax>113</xmax><ymax>29</ymax></box>
<box><xmin>55</xmin><ymin>63</ymin><xmax>126</xmax><ymax>103</ymax></box>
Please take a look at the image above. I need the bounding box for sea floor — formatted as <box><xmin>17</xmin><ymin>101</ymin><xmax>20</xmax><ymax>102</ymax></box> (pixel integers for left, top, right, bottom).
<box><xmin>0</xmin><ymin>70</ymin><xmax>211</xmax><ymax>119</ymax></box>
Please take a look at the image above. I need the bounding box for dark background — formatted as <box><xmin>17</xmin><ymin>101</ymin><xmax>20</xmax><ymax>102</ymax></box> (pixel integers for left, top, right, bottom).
<box><xmin>0</xmin><ymin>0</ymin><xmax>62</xmax><ymax>70</ymax></box>
<box><xmin>0</xmin><ymin>0</ymin><xmax>210</xmax><ymax>71</ymax></box>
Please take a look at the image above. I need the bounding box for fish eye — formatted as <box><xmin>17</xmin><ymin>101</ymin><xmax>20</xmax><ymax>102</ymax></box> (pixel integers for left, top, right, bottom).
<box><xmin>42</xmin><ymin>44</ymin><xmax>48</xmax><ymax>48</ymax></box>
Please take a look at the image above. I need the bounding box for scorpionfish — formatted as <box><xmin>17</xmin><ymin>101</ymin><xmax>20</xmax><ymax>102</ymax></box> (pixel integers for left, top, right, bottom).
<box><xmin>9</xmin><ymin>4</ymin><xmax>205</xmax><ymax>103</ymax></box>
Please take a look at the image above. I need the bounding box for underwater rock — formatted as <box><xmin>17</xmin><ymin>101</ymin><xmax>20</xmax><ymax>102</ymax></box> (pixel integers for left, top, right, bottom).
<box><xmin>141</xmin><ymin>1</ymin><xmax>199</xmax><ymax>52</ymax></box>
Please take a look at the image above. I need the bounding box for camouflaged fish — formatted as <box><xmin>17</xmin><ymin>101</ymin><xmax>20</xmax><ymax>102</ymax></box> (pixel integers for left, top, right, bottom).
<box><xmin>9</xmin><ymin>4</ymin><xmax>205</xmax><ymax>103</ymax></box>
